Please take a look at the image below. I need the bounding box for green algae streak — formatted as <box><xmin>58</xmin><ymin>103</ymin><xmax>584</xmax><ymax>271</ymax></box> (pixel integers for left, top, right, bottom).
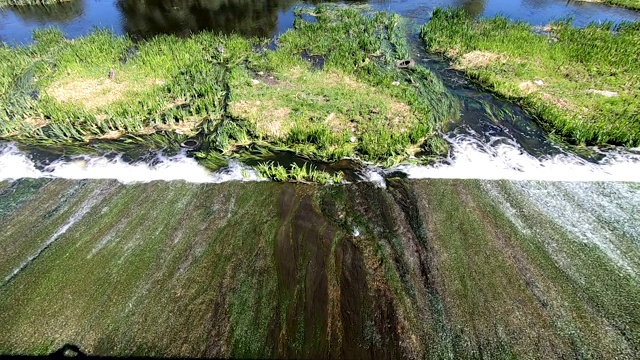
<box><xmin>0</xmin><ymin>178</ymin><xmax>638</xmax><ymax>358</ymax></box>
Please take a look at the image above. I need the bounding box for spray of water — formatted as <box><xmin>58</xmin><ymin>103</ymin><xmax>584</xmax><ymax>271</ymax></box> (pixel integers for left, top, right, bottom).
<box><xmin>0</xmin><ymin>143</ymin><xmax>260</xmax><ymax>184</ymax></box>
<box><xmin>388</xmin><ymin>131</ymin><xmax>640</xmax><ymax>182</ymax></box>
<box><xmin>2</xmin><ymin>133</ymin><xmax>640</xmax><ymax>183</ymax></box>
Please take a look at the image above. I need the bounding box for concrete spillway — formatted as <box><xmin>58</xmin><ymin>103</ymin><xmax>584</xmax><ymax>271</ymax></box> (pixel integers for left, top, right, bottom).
<box><xmin>0</xmin><ymin>178</ymin><xmax>638</xmax><ymax>358</ymax></box>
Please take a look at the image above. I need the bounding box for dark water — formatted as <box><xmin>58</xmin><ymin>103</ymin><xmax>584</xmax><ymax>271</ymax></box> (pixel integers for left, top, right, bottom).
<box><xmin>1</xmin><ymin>0</ymin><xmax>638</xmax><ymax>44</ymax></box>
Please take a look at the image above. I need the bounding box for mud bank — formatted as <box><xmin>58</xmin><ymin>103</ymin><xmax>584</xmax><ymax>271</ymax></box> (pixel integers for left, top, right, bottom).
<box><xmin>0</xmin><ymin>179</ymin><xmax>638</xmax><ymax>358</ymax></box>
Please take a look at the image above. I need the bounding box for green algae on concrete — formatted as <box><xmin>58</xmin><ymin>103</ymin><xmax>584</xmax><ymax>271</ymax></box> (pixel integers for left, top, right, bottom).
<box><xmin>421</xmin><ymin>8</ymin><xmax>640</xmax><ymax>147</ymax></box>
<box><xmin>0</xmin><ymin>178</ymin><xmax>638</xmax><ymax>358</ymax></box>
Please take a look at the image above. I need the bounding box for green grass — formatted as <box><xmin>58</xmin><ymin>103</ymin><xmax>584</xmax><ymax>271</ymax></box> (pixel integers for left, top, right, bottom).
<box><xmin>226</xmin><ymin>4</ymin><xmax>459</xmax><ymax>164</ymax></box>
<box><xmin>256</xmin><ymin>161</ymin><xmax>343</xmax><ymax>184</ymax></box>
<box><xmin>604</xmin><ymin>0</ymin><xmax>640</xmax><ymax>11</ymax></box>
<box><xmin>0</xmin><ymin>29</ymin><xmax>228</xmax><ymax>143</ymax></box>
<box><xmin>421</xmin><ymin>8</ymin><xmax>640</xmax><ymax>146</ymax></box>
<box><xmin>0</xmin><ymin>5</ymin><xmax>459</xmax><ymax>169</ymax></box>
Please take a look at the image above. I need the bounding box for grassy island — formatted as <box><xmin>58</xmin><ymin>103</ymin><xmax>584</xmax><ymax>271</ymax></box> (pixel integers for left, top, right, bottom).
<box><xmin>422</xmin><ymin>9</ymin><xmax>640</xmax><ymax>147</ymax></box>
<box><xmin>0</xmin><ymin>5</ymin><xmax>459</xmax><ymax>169</ymax></box>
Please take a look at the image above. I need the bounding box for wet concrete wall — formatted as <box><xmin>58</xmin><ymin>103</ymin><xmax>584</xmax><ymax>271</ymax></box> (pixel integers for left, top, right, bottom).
<box><xmin>0</xmin><ymin>179</ymin><xmax>638</xmax><ymax>358</ymax></box>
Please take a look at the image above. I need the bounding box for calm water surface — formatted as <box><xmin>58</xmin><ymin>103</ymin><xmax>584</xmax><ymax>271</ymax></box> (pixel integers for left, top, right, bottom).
<box><xmin>0</xmin><ymin>0</ymin><xmax>638</xmax><ymax>44</ymax></box>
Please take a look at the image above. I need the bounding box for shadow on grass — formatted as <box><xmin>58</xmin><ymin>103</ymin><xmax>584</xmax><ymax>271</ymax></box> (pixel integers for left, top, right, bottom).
<box><xmin>2</xmin><ymin>343</ymin><xmax>227</xmax><ymax>359</ymax></box>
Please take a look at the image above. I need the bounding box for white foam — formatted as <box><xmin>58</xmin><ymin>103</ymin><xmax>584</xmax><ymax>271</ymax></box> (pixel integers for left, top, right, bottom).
<box><xmin>0</xmin><ymin>143</ymin><xmax>260</xmax><ymax>184</ymax></box>
<box><xmin>390</xmin><ymin>133</ymin><xmax>640</xmax><ymax>182</ymax></box>
<box><xmin>0</xmin><ymin>143</ymin><xmax>42</xmax><ymax>180</ymax></box>
<box><xmin>3</xmin><ymin>133</ymin><xmax>640</xmax><ymax>183</ymax></box>
<box><xmin>361</xmin><ymin>168</ymin><xmax>387</xmax><ymax>188</ymax></box>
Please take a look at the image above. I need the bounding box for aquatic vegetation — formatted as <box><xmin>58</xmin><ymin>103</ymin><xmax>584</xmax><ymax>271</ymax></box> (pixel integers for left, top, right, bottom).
<box><xmin>256</xmin><ymin>161</ymin><xmax>343</xmax><ymax>184</ymax></box>
<box><xmin>421</xmin><ymin>8</ymin><xmax>640</xmax><ymax>147</ymax></box>
<box><xmin>0</xmin><ymin>5</ymin><xmax>459</xmax><ymax>172</ymax></box>
<box><xmin>227</xmin><ymin>4</ymin><xmax>459</xmax><ymax>163</ymax></box>
<box><xmin>0</xmin><ymin>178</ymin><xmax>638</xmax><ymax>358</ymax></box>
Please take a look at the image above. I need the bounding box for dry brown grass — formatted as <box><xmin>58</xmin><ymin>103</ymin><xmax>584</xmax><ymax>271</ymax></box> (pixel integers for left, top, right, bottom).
<box><xmin>540</xmin><ymin>93</ymin><xmax>577</xmax><ymax>111</ymax></box>
<box><xmin>24</xmin><ymin>116</ymin><xmax>49</xmax><ymax>130</ymax></box>
<box><xmin>454</xmin><ymin>51</ymin><xmax>505</xmax><ymax>70</ymax></box>
<box><xmin>47</xmin><ymin>79</ymin><xmax>132</xmax><ymax>109</ymax></box>
<box><xmin>46</xmin><ymin>78</ymin><xmax>164</xmax><ymax>110</ymax></box>
<box><xmin>230</xmin><ymin>101</ymin><xmax>292</xmax><ymax>138</ymax></box>
<box><xmin>518</xmin><ymin>81</ymin><xmax>540</xmax><ymax>95</ymax></box>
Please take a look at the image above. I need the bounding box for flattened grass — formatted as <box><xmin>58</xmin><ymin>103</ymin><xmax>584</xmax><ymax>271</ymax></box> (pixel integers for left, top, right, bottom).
<box><xmin>422</xmin><ymin>9</ymin><xmax>640</xmax><ymax>146</ymax></box>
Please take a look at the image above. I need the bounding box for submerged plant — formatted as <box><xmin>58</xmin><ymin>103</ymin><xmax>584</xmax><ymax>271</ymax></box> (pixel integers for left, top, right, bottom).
<box><xmin>255</xmin><ymin>161</ymin><xmax>342</xmax><ymax>184</ymax></box>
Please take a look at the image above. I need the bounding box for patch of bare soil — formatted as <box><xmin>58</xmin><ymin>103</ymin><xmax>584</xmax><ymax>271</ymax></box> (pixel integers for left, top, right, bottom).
<box><xmin>256</xmin><ymin>73</ymin><xmax>280</xmax><ymax>86</ymax></box>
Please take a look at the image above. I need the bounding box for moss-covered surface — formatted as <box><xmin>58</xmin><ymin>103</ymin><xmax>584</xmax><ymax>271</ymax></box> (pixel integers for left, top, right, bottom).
<box><xmin>421</xmin><ymin>9</ymin><xmax>640</xmax><ymax>147</ymax></box>
<box><xmin>0</xmin><ymin>178</ymin><xmax>638</xmax><ymax>358</ymax></box>
<box><xmin>0</xmin><ymin>5</ymin><xmax>458</xmax><ymax>166</ymax></box>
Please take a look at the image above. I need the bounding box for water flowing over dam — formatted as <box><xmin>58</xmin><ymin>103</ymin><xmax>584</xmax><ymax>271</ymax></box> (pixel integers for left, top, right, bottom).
<box><xmin>2</xmin><ymin>133</ymin><xmax>639</xmax><ymax>183</ymax></box>
<box><xmin>1</xmin><ymin>0</ymin><xmax>640</xmax><ymax>358</ymax></box>
<box><xmin>0</xmin><ymin>178</ymin><xmax>638</xmax><ymax>358</ymax></box>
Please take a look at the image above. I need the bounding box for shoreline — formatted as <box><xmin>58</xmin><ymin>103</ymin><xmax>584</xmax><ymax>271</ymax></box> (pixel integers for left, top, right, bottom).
<box><xmin>422</xmin><ymin>9</ymin><xmax>640</xmax><ymax>147</ymax></box>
